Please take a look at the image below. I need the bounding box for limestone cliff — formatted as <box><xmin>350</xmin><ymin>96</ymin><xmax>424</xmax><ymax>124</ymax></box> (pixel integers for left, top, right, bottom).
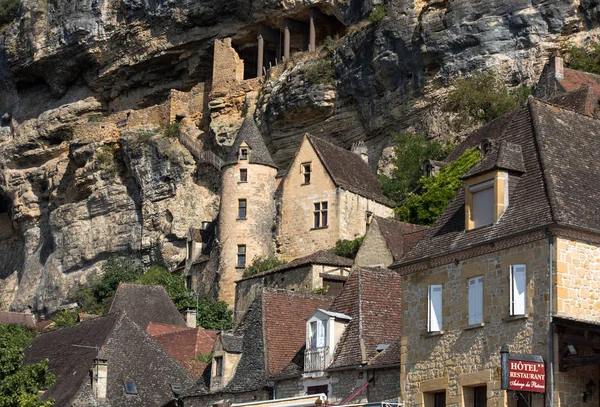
<box><xmin>0</xmin><ymin>0</ymin><xmax>599</xmax><ymax>313</ymax></box>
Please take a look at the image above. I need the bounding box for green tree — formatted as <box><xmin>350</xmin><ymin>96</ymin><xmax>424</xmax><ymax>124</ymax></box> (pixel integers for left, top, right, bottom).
<box><xmin>51</xmin><ymin>310</ymin><xmax>78</xmax><ymax>329</ymax></box>
<box><xmin>0</xmin><ymin>324</ymin><xmax>55</xmax><ymax>407</ymax></box>
<box><xmin>137</xmin><ymin>266</ymin><xmax>196</xmax><ymax>310</ymax></box>
<box><xmin>329</xmin><ymin>236</ymin><xmax>364</xmax><ymax>259</ymax></box>
<box><xmin>380</xmin><ymin>133</ymin><xmax>454</xmax><ymax>202</ymax></box>
<box><xmin>396</xmin><ymin>148</ymin><xmax>480</xmax><ymax>225</ymax></box>
<box><xmin>196</xmin><ymin>296</ymin><xmax>233</xmax><ymax>330</ymax></box>
<box><xmin>563</xmin><ymin>39</ymin><xmax>600</xmax><ymax>75</ymax></box>
<box><xmin>445</xmin><ymin>71</ymin><xmax>530</xmax><ymax>130</ymax></box>
<box><xmin>243</xmin><ymin>256</ymin><xmax>286</xmax><ymax>278</ymax></box>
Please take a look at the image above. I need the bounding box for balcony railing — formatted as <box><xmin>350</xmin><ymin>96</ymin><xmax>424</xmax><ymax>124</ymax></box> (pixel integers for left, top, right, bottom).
<box><xmin>304</xmin><ymin>346</ymin><xmax>331</xmax><ymax>372</ymax></box>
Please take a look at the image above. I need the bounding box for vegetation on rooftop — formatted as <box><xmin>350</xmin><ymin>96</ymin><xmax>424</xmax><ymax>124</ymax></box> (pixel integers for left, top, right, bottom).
<box><xmin>562</xmin><ymin>38</ymin><xmax>600</xmax><ymax>75</ymax></box>
<box><xmin>445</xmin><ymin>70</ymin><xmax>531</xmax><ymax>131</ymax></box>
<box><xmin>0</xmin><ymin>324</ymin><xmax>55</xmax><ymax>407</ymax></box>
<box><xmin>395</xmin><ymin>148</ymin><xmax>480</xmax><ymax>225</ymax></box>
<box><xmin>243</xmin><ymin>256</ymin><xmax>287</xmax><ymax>278</ymax></box>
<box><xmin>380</xmin><ymin>133</ymin><xmax>454</xmax><ymax>203</ymax></box>
<box><xmin>329</xmin><ymin>236</ymin><xmax>364</xmax><ymax>259</ymax></box>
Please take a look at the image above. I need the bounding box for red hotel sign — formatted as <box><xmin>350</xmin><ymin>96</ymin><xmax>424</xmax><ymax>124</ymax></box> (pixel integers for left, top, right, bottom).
<box><xmin>508</xmin><ymin>359</ymin><xmax>546</xmax><ymax>393</ymax></box>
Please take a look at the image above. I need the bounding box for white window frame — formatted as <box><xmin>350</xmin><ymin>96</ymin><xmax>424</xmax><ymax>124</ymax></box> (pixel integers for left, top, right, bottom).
<box><xmin>510</xmin><ymin>264</ymin><xmax>527</xmax><ymax>316</ymax></box>
<box><xmin>309</xmin><ymin>319</ymin><xmax>327</xmax><ymax>349</ymax></box>
<box><xmin>468</xmin><ymin>276</ymin><xmax>483</xmax><ymax>325</ymax></box>
<box><xmin>428</xmin><ymin>285</ymin><xmax>443</xmax><ymax>332</ymax></box>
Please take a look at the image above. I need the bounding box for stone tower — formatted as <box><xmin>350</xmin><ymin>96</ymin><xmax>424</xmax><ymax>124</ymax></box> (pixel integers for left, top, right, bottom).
<box><xmin>217</xmin><ymin>118</ymin><xmax>278</xmax><ymax>306</ymax></box>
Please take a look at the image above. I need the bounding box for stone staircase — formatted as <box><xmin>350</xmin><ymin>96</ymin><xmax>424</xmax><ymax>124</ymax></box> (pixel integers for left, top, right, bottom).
<box><xmin>179</xmin><ymin>132</ymin><xmax>224</xmax><ymax>171</ymax></box>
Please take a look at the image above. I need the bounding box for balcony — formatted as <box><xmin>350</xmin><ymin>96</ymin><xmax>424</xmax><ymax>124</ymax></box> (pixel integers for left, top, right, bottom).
<box><xmin>304</xmin><ymin>346</ymin><xmax>331</xmax><ymax>372</ymax></box>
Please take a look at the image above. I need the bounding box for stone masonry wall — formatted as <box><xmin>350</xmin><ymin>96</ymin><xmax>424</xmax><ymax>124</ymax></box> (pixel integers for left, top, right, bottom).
<box><xmin>555</xmin><ymin>237</ymin><xmax>600</xmax><ymax>318</ymax></box>
<box><xmin>354</xmin><ymin>219</ymin><xmax>394</xmax><ymax>267</ymax></box>
<box><xmin>400</xmin><ymin>238</ymin><xmax>550</xmax><ymax>407</ymax></box>
<box><xmin>338</xmin><ymin>190</ymin><xmax>393</xmax><ymax>242</ymax></box>
<box><xmin>212</xmin><ymin>38</ymin><xmax>245</xmax><ymax>95</ymax></box>
<box><xmin>185</xmin><ymin>389</ymin><xmax>270</xmax><ymax>407</ymax></box>
<box><xmin>278</xmin><ymin>137</ymin><xmax>338</xmax><ymax>260</ymax></box>
<box><xmin>218</xmin><ymin>161</ymin><xmax>277</xmax><ymax>306</ymax></box>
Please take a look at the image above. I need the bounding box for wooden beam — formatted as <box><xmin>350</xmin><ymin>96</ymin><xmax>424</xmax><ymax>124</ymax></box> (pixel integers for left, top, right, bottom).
<box><xmin>561</xmin><ymin>354</ymin><xmax>600</xmax><ymax>369</ymax></box>
<box><xmin>558</xmin><ymin>333</ymin><xmax>600</xmax><ymax>349</ymax></box>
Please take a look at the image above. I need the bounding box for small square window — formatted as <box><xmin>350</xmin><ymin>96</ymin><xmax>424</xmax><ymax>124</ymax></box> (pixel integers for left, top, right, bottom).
<box><xmin>240</xmin><ymin>169</ymin><xmax>248</xmax><ymax>182</ymax></box>
<box><xmin>240</xmin><ymin>148</ymin><xmax>248</xmax><ymax>160</ymax></box>
<box><xmin>124</xmin><ymin>380</ymin><xmax>138</xmax><ymax>395</ymax></box>
<box><xmin>237</xmin><ymin>245</ymin><xmax>246</xmax><ymax>268</ymax></box>
<box><xmin>313</xmin><ymin>201</ymin><xmax>328</xmax><ymax>228</ymax></box>
<box><xmin>238</xmin><ymin>199</ymin><xmax>247</xmax><ymax>219</ymax></box>
<box><xmin>301</xmin><ymin>163</ymin><xmax>312</xmax><ymax>184</ymax></box>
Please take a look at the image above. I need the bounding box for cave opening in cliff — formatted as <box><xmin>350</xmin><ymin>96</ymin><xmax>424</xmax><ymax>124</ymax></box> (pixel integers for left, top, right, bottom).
<box><xmin>0</xmin><ymin>192</ymin><xmax>10</xmax><ymax>215</ymax></box>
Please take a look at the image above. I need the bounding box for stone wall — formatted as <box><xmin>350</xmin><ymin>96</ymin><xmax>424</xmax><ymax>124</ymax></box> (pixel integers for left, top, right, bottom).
<box><xmin>354</xmin><ymin>219</ymin><xmax>393</xmax><ymax>267</ymax></box>
<box><xmin>338</xmin><ymin>190</ymin><xmax>393</xmax><ymax>241</ymax></box>
<box><xmin>169</xmin><ymin>83</ymin><xmax>208</xmax><ymax>124</ymax></box>
<box><xmin>212</xmin><ymin>39</ymin><xmax>245</xmax><ymax>95</ymax></box>
<box><xmin>184</xmin><ymin>388</ymin><xmax>271</xmax><ymax>407</ymax></box>
<box><xmin>400</xmin><ymin>237</ymin><xmax>550</xmax><ymax>407</ymax></box>
<box><xmin>218</xmin><ymin>161</ymin><xmax>277</xmax><ymax>305</ymax></box>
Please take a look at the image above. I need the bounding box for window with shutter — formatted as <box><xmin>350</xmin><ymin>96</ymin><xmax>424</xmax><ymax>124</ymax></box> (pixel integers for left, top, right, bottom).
<box><xmin>428</xmin><ymin>285</ymin><xmax>443</xmax><ymax>332</ymax></box>
<box><xmin>310</xmin><ymin>321</ymin><xmax>318</xmax><ymax>349</ymax></box>
<box><xmin>471</xmin><ymin>181</ymin><xmax>494</xmax><ymax>228</ymax></box>
<box><xmin>316</xmin><ymin>320</ymin><xmax>327</xmax><ymax>348</ymax></box>
<box><xmin>468</xmin><ymin>276</ymin><xmax>483</xmax><ymax>325</ymax></box>
<box><xmin>510</xmin><ymin>265</ymin><xmax>526</xmax><ymax>315</ymax></box>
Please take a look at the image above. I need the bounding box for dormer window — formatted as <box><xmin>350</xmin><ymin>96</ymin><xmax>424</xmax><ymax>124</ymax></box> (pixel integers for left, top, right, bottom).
<box><xmin>240</xmin><ymin>148</ymin><xmax>248</xmax><ymax>160</ymax></box>
<box><xmin>309</xmin><ymin>320</ymin><xmax>327</xmax><ymax>349</ymax></box>
<box><xmin>469</xmin><ymin>180</ymin><xmax>494</xmax><ymax>228</ymax></box>
<box><xmin>464</xmin><ymin>171</ymin><xmax>509</xmax><ymax>231</ymax></box>
<box><xmin>305</xmin><ymin>309</ymin><xmax>351</xmax><ymax>373</ymax></box>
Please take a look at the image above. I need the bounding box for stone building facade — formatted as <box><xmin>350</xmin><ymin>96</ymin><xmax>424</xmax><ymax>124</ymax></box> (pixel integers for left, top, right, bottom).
<box><xmin>392</xmin><ymin>94</ymin><xmax>600</xmax><ymax>407</ymax></box>
<box><xmin>217</xmin><ymin>118</ymin><xmax>278</xmax><ymax>305</ymax></box>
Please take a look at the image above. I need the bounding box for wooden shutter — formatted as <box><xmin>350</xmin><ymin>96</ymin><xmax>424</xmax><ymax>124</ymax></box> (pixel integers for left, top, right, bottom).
<box><xmin>511</xmin><ymin>265</ymin><xmax>526</xmax><ymax>315</ymax></box>
<box><xmin>428</xmin><ymin>285</ymin><xmax>443</xmax><ymax>332</ymax></box>
<box><xmin>316</xmin><ymin>320</ymin><xmax>326</xmax><ymax>348</ymax></box>
<box><xmin>468</xmin><ymin>276</ymin><xmax>483</xmax><ymax>325</ymax></box>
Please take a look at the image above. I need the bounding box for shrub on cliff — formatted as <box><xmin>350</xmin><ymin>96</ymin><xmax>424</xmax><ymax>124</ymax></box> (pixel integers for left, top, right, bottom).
<box><xmin>329</xmin><ymin>236</ymin><xmax>364</xmax><ymax>259</ymax></box>
<box><xmin>0</xmin><ymin>0</ymin><xmax>19</xmax><ymax>28</ymax></box>
<box><xmin>395</xmin><ymin>148</ymin><xmax>480</xmax><ymax>225</ymax></box>
<box><xmin>243</xmin><ymin>256</ymin><xmax>286</xmax><ymax>278</ymax></box>
<box><xmin>304</xmin><ymin>58</ymin><xmax>336</xmax><ymax>86</ymax></box>
<box><xmin>380</xmin><ymin>133</ymin><xmax>454</xmax><ymax>202</ymax></box>
<box><xmin>0</xmin><ymin>324</ymin><xmax>55</xmax><ymax>407</ymax></box>
<box><xmin>368</xmin><ymin>5</ymin><xmax>387</xmax><ymax>24</ymax></box>
<box><xmin>562</xmin><ymin>39</ymin><xmax>600</xmax><ymax>75</ymax></box>
<box><xmin>445</xmin><ymin>71</ymin><xmax>530</xmax><ymax>130</ymax></box>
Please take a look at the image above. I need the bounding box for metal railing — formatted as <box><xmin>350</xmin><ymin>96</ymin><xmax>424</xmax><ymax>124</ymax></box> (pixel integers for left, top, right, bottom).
<box><xmin>304</xmin><ymin>346</ymin><xmax>331</xmax><ymax>372</ymax></box>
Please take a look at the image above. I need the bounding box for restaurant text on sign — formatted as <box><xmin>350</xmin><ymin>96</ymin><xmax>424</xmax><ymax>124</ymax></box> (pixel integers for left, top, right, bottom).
<box><xmin>508</xmin><ymin>359</ymin><xmax>545</xmax><ymax>393</ymax></box>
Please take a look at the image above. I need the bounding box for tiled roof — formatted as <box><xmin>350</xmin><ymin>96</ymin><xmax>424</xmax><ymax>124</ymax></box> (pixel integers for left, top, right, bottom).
<box><xmin>307</xmin><ymin>135</ymin><xmax>394</xmax><ymax>206</ymax></box>
<box><xmin>394</xmin><ymin>97</ymin><xmax>600</xmax><ymax>268</ymax></box>
<box><xmin>461</xmin><ymin>139</ymin><xmax>526</xmax><ymax>179</ymax></box>
<box><xmin>372</xmin><ymin>217</ymin><xmax>428</xmax><ymax>262</ymax></box>
<box><xmin>237</xmin><ymin>250</ymin><xmax>353</xmax><ymax>282</ymax></box>
<box><xmin>153</xmin><ymin>327</ymin><xmax>216</xmax><ymax>379</ymax></box>
<box><xmin>367</xmin><ymin>340</ymin><xmax>401</xmax><ymax>367</ymax></box>
<box><xmin>560</xmin><ymin>68</ymin><xmax>600</xmax><ymax>95</ymax></box>
<box><xmin>0</xmin><ymin>311</ymin><xmax>36</xmax><ymax>327</ymax></box>
<box><xmin>328</xmin><ymin>267</ymin><xmax>402</xmax><ymax>369</ymax></box>
<box><xmin>105</xmin><ymin>283</ymin><xmax>186</xmax><ymax>330</ymax></box>
<box><xmin>223</xmin><ymin>118</ymin><xmax>277</xmax><ymax>169</ymax></box>
<box><xmin>546</xmin><ymin>86</ymin><xmax>597</xmax><ymax>116</ymax></box>
<box><xmin>264</xmin><ymin>290</ymin><xmax>333</xmax><ymax>377</ymax></box>
<box><xmin>24</xmin><ymin>312</ymin><xmax>195</xmax><ymax>406</ymax></box>
<box><xmin>221</xmin><ymin>332</ymin><xmax>244</xmax><ymax>353</ymax></box>
<box><xmin>147</xmin><ymin>322</ymin><xmax>190</xmax><ymax>337</ymax></box>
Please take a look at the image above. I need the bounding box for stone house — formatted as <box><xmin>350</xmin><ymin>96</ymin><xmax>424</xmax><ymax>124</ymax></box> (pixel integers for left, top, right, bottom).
<box><xmin>234</xmin><ymin>250</ymin><xmax>352</xmax><ymax>324</ymax></box>
<box><xmin>277</xmin><ymin>135</ymin><xmax>394</xmax><ymax>260</ymax></box>
<box><xmin>24</xmin><ymin>311</ymin><xmax>195</xmax><ymax>406</ymax></box>
<box><xmin>390</xmin><ymin>94</ymin><xmax>600</xmax><ymax>407</ymax></box>
<box><xmin>354</xmin><ymin>216</ymin><xmax>427</xmax><ymax>268</ymax></box>
<box><xmin>272</xmin><ymin>267</ymin><xmax>401</xmax><ymax>405</ymax></box>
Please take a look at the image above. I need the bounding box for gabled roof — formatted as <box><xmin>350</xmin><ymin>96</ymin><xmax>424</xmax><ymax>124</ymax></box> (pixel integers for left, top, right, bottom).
<box><xmin>372</xmin><ymin>216</ymin><xmax>428</xmax><ymax>262</ymax></box>
<box><xmin>393</xmin><ymin>97</ymin><xmax>600</xmax><ymax>268</ymax></box>
<box><xmin>236</xmin><ymin>250</ymin><xmax>352</xmax><ymax>282</ymax></box>
<box><xmin>461</xmin><ymin>139</ymin><xmax>526</xmax><ymax>179</ymax></box>
<box><xmin>221</xmin><ymin>332</ymin><xmax>244</xmax><ymax>353</ymax></box>
<box><xmin>306</xmin><ymin>135</ymin><xmax>394</xmax><ymax>206</ymax></box>
<box><xmin>105</xmin><ymin>283</ymin><xmax>186</xmax><ymax>330</ymax></box>
<box><xmin>308</xmin><ymin>308</ymin><xmax>352</xmax><ymax>321</ymax></box>
<box><xmin>223</xmin><ymin>118</ymin><xmax>278</xmax><ymax>169</ymax></box>
<box><xmin>327</xmin><ymin>267</ymin><xmax>402</xmax><ymax>369</ymax></box>
<box><xmin>24</xmin><ymin>312</ymin><xmax>195</xmax><ymax>406</ymax></box>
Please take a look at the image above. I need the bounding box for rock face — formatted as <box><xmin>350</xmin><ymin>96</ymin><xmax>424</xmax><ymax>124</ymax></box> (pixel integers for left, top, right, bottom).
<box><xmin>0</xmin><ymin>0</ymin><xmax>599</xmax><ymax>312</ymax></box>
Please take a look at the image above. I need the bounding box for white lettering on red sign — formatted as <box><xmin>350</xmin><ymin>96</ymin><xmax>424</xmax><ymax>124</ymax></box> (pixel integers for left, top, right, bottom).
<box><xmin>508</xmin><ymin>360</ymin><xmax>545</xmax><ymax>393</ymax></box>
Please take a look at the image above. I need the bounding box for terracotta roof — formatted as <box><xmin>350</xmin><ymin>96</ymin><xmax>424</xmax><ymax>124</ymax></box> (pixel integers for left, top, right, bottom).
<box><xmin>237</xmin><ymin>250</ymin><xmax>353</xmax><ymax>282</ymax></box>
<box><xmin>546</xmin><ymin>86</ymin><xmax>598</xmax><ymax>116</ymax></box>
<box><xmin>372</xmin><ymin>217</ymin><xmax>428</xmax><ymax>262</ymax></box>
<box><xmin>105</xmin><ymin>283</ymin><xmax>186</xmax><ymax>330</ymax></box>
<box><xmin>560</xmin><ymin>68</ymin><xmax>600</xmax><ymax>95</ymax></box>
<box><xmin>147</xmin><ymin>322</ymin><xmax>191</xmax><ymax>337</ymax></box>
<box><xmin>223</xmin><ymin>118</ymin><xmax>277</xmax><ymax>169</ymax></box>
<box><xmin>24</xmin><ymin>312</ymin><xmax>195</xmax><ymax>406</ymax></box>
<box><xmin>153</xmin><ymin>327</ymin><xmax>216</xmax><ymax>379</ymax></box>
<box><xmin>393</xmin><ymin>97</ymin><xmax>600</xmax><ymax>268</ymax></box>
<box><xmin>0</xmin><ymin>311</ymin><xmax>36</xmax><ymax>327</ymax></box>
<box><xmin>328</xmin><ymin>267</ymin><xmax>402</xmax><ymax>369</ymax></box>
<box><xmin>307</xmin><ymin>135</ymin><xmax>394</xmax><ymax>206</ymax></box>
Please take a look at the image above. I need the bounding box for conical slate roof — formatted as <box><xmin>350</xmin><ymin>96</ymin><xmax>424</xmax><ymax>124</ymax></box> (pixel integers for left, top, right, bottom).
<box><xmin>223</xmin><ymin>118</ymin><xmax>277</xmax><ymax>169</ymax></box>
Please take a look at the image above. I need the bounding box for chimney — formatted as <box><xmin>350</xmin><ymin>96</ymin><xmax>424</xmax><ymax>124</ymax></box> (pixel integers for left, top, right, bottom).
<box><xmin>550</xmin><ymin>54</ymin><xmax>564</xmax><ymax>80</ymax></box>
<box><xmin>184</xmin><ymin>307</ymin><xmax>197</xmax><ymax>328</ymax></box>
<box><xmin>92</xmin><ymin>358</ymin><xmax>108</xmax><ymax>401</ymax></box>
<box><xmin>351</xmin><ymin>141</ymin><xmax>368</xmax><ymax>164</ymax></box>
